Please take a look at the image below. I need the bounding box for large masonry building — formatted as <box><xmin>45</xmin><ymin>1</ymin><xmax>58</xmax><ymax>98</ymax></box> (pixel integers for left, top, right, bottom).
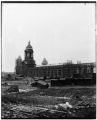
<box><xmin>15</xmin><ymin>41</ymin><xmax>95</xmax><ymax>79</ymax></box>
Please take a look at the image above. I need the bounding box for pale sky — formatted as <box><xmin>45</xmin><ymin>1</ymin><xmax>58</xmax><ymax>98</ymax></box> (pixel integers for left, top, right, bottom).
<box><xmin>2</xmin><ymin>3</ymin><xmax>95</xmax><ymax>72</ymax></box>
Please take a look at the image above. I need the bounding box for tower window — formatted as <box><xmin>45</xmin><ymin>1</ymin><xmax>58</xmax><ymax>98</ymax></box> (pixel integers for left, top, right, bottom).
<box><xmin>27</xmin><ymin>53</ymin><xmax>30</xmax><ymax>57</ymax></box>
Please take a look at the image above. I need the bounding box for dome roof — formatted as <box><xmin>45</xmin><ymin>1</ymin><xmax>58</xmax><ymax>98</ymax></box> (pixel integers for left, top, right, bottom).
<box><xmin>26</xmin><ymin>41</ymin><xmax>32</xmax><ymax>50</ymax></box>
<box><xmin>42</xmin><ymin>58</ymin><xmax>48</xmax><ymax>65</ymax></box>
<box><xmin>17</xmin><ymin>56</ymin><xmax>22</xmax><ymax>62</ymax></box>
<box><xmin>18</xmin><ymin>56</ymin><xmax>22</xmax><ymax>60</ymax></box>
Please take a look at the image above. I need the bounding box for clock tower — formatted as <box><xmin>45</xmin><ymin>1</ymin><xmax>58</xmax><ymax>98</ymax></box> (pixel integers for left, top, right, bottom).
<box><xmin>24</xmin><ymin>41</ymin><xmax>36</xmax><ymax>67</ymax></box>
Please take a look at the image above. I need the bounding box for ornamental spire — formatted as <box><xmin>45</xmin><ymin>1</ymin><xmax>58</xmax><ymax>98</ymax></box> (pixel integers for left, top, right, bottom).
<box><xmin>25</xmin><ymin>40</ymin><xmax>32</xmax><ymax>50</ymax></box>
<box><xmin>28</xmin><ymin>40</ymin><xmax>30</xmax><ymax>45</ymax></box>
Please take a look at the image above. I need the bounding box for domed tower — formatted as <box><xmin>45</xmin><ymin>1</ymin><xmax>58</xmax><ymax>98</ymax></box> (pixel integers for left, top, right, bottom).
<box><xmin>42</xmin><ymin>58</ymin><xmax>48</xmax><ymax>65</ymax></box>
<box><xmin>24</xmin><ymin>41</ymin><xmax>36</xmax><ymax>67</ymax></box>
<box><xmin>15</xmin><ymin>56</ymin><xmax>23</xmax><ymax>75</ymax></box>
<box><xmin>16</xmin><ymin>56</ymin><xmax>22</xmax><ymax>66</ymax></box>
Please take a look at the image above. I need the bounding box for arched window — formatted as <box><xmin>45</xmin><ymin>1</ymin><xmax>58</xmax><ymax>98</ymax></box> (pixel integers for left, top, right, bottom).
<box><xmin>87</xmin><ymin>66</ymin><xmax>91</xmax><ymax>73</ymax></box>
<box><xmin>31</xmin><ymin>53</ymin><xmax>33</xmax><ymax>58</ymax></box>
<box><xmin>27</xmin><ymin>53</ymin><xmax>30</xmax><ymax>57</ymax></box>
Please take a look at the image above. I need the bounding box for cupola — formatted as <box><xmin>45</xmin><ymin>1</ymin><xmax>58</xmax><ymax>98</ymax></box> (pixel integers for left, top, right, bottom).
<box><xmin>26</xmin><ymin>41</ymin><xmax>32</xmax><ymax>50</ymax></box>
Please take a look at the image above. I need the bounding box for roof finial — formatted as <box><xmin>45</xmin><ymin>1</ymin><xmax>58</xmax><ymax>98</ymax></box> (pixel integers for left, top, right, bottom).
<box><xmin>28</xmin><ymin>40</ymin><xmax>30</xmax><ymax>45</ymax></box>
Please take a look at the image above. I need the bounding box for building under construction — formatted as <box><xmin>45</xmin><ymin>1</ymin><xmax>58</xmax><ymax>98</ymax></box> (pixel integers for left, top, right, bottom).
<box><xmin>15</xmin><ymin>41</ymin><xmax>96</xmax><ymax>80</ymax></box>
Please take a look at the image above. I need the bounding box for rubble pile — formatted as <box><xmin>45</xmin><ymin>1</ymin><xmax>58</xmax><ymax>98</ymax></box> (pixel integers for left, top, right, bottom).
<box><xmin>2</xmin><ymin>97</ymin><xmax>96</xmax><ymax>119</ymax></box>
<box><xmin>1</xmin><ymin>87</ymin><xmax>96</xmax><ymax>119</ymax></box>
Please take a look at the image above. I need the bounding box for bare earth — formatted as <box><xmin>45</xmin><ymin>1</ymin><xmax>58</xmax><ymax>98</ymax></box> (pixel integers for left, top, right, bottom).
<box><xmin>1</xmin><ymin>80</ymin><xmax>96</xmax><ymax>119</ymax></box>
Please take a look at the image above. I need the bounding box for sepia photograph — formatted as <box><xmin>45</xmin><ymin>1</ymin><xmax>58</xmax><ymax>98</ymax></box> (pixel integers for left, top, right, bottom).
<box><xmin>1</xmin><ymin>1</ymin><xmax>96</xmax><ymax>119</ymax></box>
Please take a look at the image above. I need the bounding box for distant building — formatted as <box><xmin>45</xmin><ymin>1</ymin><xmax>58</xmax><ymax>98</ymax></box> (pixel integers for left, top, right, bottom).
<box><xmin>15</xmin><ymin>41</ymin><xmax>95</xmax><ymax>79</ymax></box>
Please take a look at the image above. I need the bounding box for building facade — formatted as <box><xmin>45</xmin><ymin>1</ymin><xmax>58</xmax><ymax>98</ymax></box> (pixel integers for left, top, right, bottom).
<box><xmin>15</xmin><ymin>41</ymin><xmax>36</xmax><ymax>76</ymax></box>
<box><xmin>15</xmin><ymin>42</ymin><xmax>95</xmax><ymax>79</ymax></box>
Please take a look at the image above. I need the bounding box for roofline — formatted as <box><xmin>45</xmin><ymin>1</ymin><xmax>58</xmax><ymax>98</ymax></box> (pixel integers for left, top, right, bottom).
<box><xmin>36</xmin><ymin>62</ymin><xmax>96</xmax><ymax>67</ymax></box>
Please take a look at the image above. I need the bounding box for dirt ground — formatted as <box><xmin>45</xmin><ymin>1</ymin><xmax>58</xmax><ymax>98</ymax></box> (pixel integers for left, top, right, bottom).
<box><xmin>1</xmin><ymin>80</ymin><xmax>96</xmax><ymax>119</ymax></box>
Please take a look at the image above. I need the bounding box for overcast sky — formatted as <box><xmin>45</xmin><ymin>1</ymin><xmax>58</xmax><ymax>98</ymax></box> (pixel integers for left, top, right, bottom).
<box><xmin>2</xmin><ymin>3</ymin><xmax>95</xmax><ymax>72</ymax></box>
